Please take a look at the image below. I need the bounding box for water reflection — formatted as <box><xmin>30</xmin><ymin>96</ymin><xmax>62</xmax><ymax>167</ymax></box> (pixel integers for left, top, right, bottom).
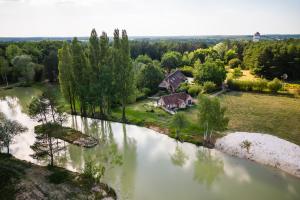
<box><xmin>170</xmin><ymin>143</ymin><xmax>189</xmax><ymax>167</ymax></box>
<box><xmin>120</xmin><ymin>124</ymin><xmax>137</xmax><ymax>200</ymax></box>
<box><xmin>193</xmin><ymin>148</ymin><xmax>224</xmax><ymax>188</ymax></box>
<box><xmin>1</xmin><ymin>88</ymin><xmax>300</xmax><ymax>200</ymax></box>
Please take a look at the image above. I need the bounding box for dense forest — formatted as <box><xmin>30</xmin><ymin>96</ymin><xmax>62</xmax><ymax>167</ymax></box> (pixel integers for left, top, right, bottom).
<box><xmin>1</xmin><ymin>33</ymin><xmax>300</xmax><ymax>117</ymax></box>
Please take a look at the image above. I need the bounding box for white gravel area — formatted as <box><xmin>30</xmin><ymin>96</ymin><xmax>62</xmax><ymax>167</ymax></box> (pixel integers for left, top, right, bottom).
<box><xmin>215</xmin><ymin>132</ymin><xmax>300</xmax><ymax>178</ymax></box>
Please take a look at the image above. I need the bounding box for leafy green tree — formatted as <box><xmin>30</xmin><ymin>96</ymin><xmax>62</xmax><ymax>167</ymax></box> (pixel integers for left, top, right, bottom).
<box><xmin>44</xmin><ymin>50</ymin><xmax>58</xmax><ymax>82</ymax></box>
<box><xmin>0</xmin><ymin>56</ymin><xmax>9</xmax><ymax>86</ymax></box>
<box><xmin>224</xmin><ymin>49</ymin><xmax>237</xmax><ymax>63</ymax></box>
<box><xmin>193</xmin><ymin>60</ymin><xmax>226</xmax><ymax>86</ymax></box>
<box><xmin>5</xmin><ymin>44</ymin><xmax>22</xmax><ymax>63</ymax></box>
<box><xmin>58</xmin><ymin>43</ymin><xmax>76</xmax><ymax>114</ymax></box>
<box><xmin>228</xmin><ymin>58</ymin><xmax>242</xmax><ymax>68</ymax></box>
<box><xmin>28</xmin><ymin>90</ymin><xmax>63</xmax><ymax>166</ymax></box>
<box><xmin>11</xmin><ymin>55</ymin><xmax>35</xmax><ymax>84</ymax></box>
<box><xmin>0</xmin><ymin>114</ymin><xmax>27</xmax><ymax>154</ymax></box>
<box><xmin>161</xmin><ymin>51</ymin><xmax>182</xmax><ymax>72</ymax></box>
<box><xmin>136</xmin><ymin>63</ymin><xmax>164</xmax><ymax>95</ymax></box>
<box><xmin>213</xmin><ymin>42</ymin><xmax>227</xmax><ymax>59</ymax></box>
<box><xmin>197</xmin><ymin>95</ymin><xmax>228</xmax><ymax>144</ymax></box>
<box><xmin>135</xmin><ymin>54</ymin><xmax>153</xmax><ymax>65</ymax></box>
<box><xmin>171</xmin><ymin>112</ymin><xmax>188</xmax><ymax>139</ymax></box>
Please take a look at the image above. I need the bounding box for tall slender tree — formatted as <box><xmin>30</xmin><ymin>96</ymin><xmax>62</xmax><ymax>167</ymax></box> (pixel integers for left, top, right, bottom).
<box><xmin>58</xmin><ymin>43</ymin><xmax>76</xmax><ymax>114</ymax></box>
<box><xmin>99</xmin><ymin>32</ymin><xmax>114</xmax><ymax>115</ymax></box>
<box><xmin>71</xmin><ymin>38</ymin><xmax>90</xmax><ymax>116</ymax></box>
<box><xmin>119</xmin><ymin>30</ymin><xmax>135</xmax><ymax>121</ymax></box>
<box><xmin>89</xmin><ymin>29</ymin><xmax>101</xmax><ymax>116</ymax></box>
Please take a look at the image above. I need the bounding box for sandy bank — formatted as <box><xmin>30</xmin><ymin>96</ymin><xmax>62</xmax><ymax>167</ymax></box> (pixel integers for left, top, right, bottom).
<box><xmin>215</xmin><ymin>132</ymin><xmax>300</xmax><ymax>178</ymax></box>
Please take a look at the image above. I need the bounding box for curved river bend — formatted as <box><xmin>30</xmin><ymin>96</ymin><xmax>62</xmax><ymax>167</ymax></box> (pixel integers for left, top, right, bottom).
<box><xmin>0</xmin><ymin>88</ymin><xmax>300</xmax><ymax>200</ymax></box>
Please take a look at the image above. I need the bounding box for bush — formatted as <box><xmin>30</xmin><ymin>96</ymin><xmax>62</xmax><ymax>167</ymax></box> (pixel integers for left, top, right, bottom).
<box><xmin>202</xmin><ymin>81</ymin><xmax>217</xmax><ymax>93</ymax></box>
<box><xmin>253</xmin><ymin>79</ymin><xmax>268</xmax><ymax>92</ymax></box>
<box><xmin>188</xmin><ymin>84</ymin><xmax>202</xmax><ymax>97</ymax></box>
<box><xmin>228</xmin><ymin>58</ymin><xmax>242</xmax><ymax>68</ymax></box>
<box><xmin>47</xmin><ymin>169</ymin><xmax>70</xmax><ymax>184</ymax></box>
<box><xmin>177</xmin><ymin>82</ymin><xmax>189</xmax><ymax>92</ymax></box>
<box><xmin>267</xmin><ymin>78</ymin><xmax>282</xmax><ymax>93</ymax></box>
<box><xmin>180</xmin><ymin>66</ymin><xmax>194</xmax><ymax>77</ymax></box>
<box><xmin>227</xmin><ymin>78</ymin><xmax>269</xmax><ymax>92</ymax></box>
<box><xmin>232</xmin><ymin>67</ymin><xmax>243</xmax><ymax>78</ymax></box>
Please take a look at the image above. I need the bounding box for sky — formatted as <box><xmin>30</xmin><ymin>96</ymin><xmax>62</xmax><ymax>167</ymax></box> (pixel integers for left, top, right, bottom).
<box><xmin>0</xmin><ymin>0</ymin><xmax>300</xmax><ymax>37</ymax></box>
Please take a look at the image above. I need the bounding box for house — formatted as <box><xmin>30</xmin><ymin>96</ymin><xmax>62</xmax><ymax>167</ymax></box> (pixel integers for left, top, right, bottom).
<box><xmin>158</xmin><ymin>92</ymin><xmax>193</xmax><ymax>111</ymax></box>
<box><xmin>159</xmin><ymin>70</ymin><xmax>187</xmax><ymax>93</ymax></box>
<box><xmin>253</xmin><ymin>32</ymin><xmax>261</xmax><ymax>42</ymax></box>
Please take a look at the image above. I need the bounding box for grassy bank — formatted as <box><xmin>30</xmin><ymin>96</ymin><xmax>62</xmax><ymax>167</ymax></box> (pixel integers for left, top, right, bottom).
<box><xmin>1</xmin><ymin>84</ymin><xmax>299</xmax><ymax>146</ymax></box>
<box><xmin>0</xmin><ymin>153</ymin><xmax>116</xmax><ymax>200</ymax></box>
<box><xmin>219</xmin><ymin>91</ymin><xmax>300</xmax><ymax>145</ymax></box>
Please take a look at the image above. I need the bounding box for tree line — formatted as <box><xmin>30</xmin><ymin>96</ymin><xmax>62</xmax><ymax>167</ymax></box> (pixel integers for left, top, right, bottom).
<box><xmin>0</xmin><ymin>41</ymin><xmax>62</xmax><ymax>86</ymax></box>
<box><xmin>58</xmin><ymin>29</ymin><xmax>134</xmax><ymax>121</ymax></box>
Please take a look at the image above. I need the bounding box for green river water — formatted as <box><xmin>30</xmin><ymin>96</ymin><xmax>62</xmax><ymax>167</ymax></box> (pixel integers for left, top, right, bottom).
<box><xmin>0</xmin><ymin>87</ymin><xmax>300</xmax><ymax>200</ymax></box>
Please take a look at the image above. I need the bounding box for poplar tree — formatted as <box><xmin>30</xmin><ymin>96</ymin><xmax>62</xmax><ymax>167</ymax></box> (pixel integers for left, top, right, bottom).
<box><xmin>100</xmin><ymin>32</ymin><xmax>114</xmax><ymax>115</ymax></box>
<box><xmin>58</xmin><ymin>43</ymin><xmax>76</xmax><ymax>113</ymax></box>
<box><xmin>118</xmin><ymin>30</ymin><xmax>135</xmax><ymax>121</ymax></box>
<box><xmin>71</xmin><ymin>38</ymin><xmax>90</xmax><ymax>116</ymax></box>
<box><xmin>89</xmin><ymin>29</ymin><xmax>101</xmax><ymax>115</ymax></box>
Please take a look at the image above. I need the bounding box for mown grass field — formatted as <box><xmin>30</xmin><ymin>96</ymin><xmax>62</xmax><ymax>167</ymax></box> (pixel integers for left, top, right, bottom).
<box><xmin>219</xmin><ymin>91</ymin><xmax>300</xmax><ymax>145</ymax></box>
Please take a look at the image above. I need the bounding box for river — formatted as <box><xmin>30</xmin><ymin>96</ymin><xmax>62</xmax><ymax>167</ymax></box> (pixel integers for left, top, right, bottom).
<box><xmin>0</xmin><ymin>87</ymin><xmax>300</xmax><ymax>200</ymax></box>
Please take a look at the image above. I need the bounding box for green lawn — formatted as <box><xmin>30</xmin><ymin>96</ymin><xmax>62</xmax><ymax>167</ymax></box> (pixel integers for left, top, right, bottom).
<box><xmin>219</xmin><ymin>91</ymin><xmax>300</xmax><ymax>145</ymax></box>
<box><xmin>2</xmin><ymin>84</ymin><xmax>299</xmax><ymax>145</ymax></box>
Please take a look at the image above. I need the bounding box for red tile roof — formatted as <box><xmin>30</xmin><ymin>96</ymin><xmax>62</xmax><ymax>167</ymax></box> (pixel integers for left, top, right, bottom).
<box><xmin>159</xmin><ymin>70</ymin><xmax>187</xmax><ymax>91</ymax></box>
<box><xmin>160</xmin><ymin>92</ymin><xmax>191</xmax><ymax>106</ymax></box>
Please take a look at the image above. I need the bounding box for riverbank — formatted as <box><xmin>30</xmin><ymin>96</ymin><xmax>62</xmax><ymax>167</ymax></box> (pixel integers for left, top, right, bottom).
<box><xmin>215</xmin><ymin>132</ymin><xmax>300</xmax><ymax>178</ymax></box>
<box><xmin>0</xmin><ymin>153</ymin><xmax>117</xmax><ymax>200</ymax></box>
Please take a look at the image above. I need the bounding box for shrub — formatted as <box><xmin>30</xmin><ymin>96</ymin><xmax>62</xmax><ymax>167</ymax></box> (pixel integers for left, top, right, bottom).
<box><xmin>267</xmin><ymin>78</ymin><xmax>282</xmax><ymax>93</ymax></box>
<box><xmin>202</xmin><ymin>81</ymin><xmax>217</xmax><ymax>93</ymax></box>
<box><xmin>228</xmin><ymin>58</ymin><xmax>242</xmax><ymax>68</ymax></box>
<box><xmin>240</xmin><ymin>140</ymin><xmax>252</xmax><ymax>153</ymax></box>
<box><xmin>253</xmin><ymin>79</ymin><xmax>268</xmax><ymax>92</ymax></box>
<box><xmin>227</xmin><ymin>78</ymin><xmax>269</xmax><ymax>92</ymax></box>
<box><xmin>177</xmin><ymin>82</ymin><xmax>189</xmax><ymax>92</ymax></box>
<box><xmin>47</xmin><ymin>169</ymin><xmax>70</xmax><ymax>184</ymax></box>
<box><xmin>180</xmin><ymin>66</ymin><xmax>194</xmax><ymax>77</ymax></box>
<box><xmin>188</xmin><ymin>84</ymin><xmax>202</xmax><ymax>97</ymax></box>
<box><xmin>232</xmin><ymin>67</ymin><xmax>243</xmax><ymax>78</ymax></box>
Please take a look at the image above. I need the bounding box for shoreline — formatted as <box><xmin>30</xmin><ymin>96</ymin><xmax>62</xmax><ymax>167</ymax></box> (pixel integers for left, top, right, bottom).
<box><xmin>0</xmin><ymin>153</ymin><xmax>117</xmax><ymax>200</ymax></box>
<box><xmin>215</xmin><ymin>132</ymin><xmax>300</xmax><ymax>178</ymax></box>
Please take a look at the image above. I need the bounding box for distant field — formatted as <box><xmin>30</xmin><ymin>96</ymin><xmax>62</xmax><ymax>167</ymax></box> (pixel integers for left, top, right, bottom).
<box><xmin>219</xmin><ymin>91</ymin><xmax>300</xmax><ymax>145</ymax></box>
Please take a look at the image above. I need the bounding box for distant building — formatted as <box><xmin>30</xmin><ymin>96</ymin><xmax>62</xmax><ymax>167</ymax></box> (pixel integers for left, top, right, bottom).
<box><xmin>159</xmin><ymin>70</ymin><xmax>187</xmax><ymax>93</ymax></box>
<box><xmin>158</xmin><ymin>92</ymin><xmax>193</xmax><ymax>111</ymax></box>
<box><xmin>253</xmin><ymin>32</ymin><xmax>261</xmax><ymax>42</ymax></box>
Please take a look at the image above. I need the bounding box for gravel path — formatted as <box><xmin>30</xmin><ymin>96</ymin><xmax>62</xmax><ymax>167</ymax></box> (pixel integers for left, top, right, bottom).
<box><xmin>215</xmin><ymin>132</ymin><xmax>300</xmax><ymax>178</ymax></box>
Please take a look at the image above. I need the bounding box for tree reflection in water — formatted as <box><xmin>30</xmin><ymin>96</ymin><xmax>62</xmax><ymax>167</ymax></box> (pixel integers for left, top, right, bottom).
<box><xmin>120</xmin><ymin>124</ymin><xmax>137</xmax><ymax>200</ymax></box>
<box><xmin>193</xmin><ymin>147</ymin><xmax>224</xmax><ymax>188</ymax></box>
<box><xmin>170</xmin><ymin>143</ymin><xmax>189</xmax><ymax>167</ymax></box>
